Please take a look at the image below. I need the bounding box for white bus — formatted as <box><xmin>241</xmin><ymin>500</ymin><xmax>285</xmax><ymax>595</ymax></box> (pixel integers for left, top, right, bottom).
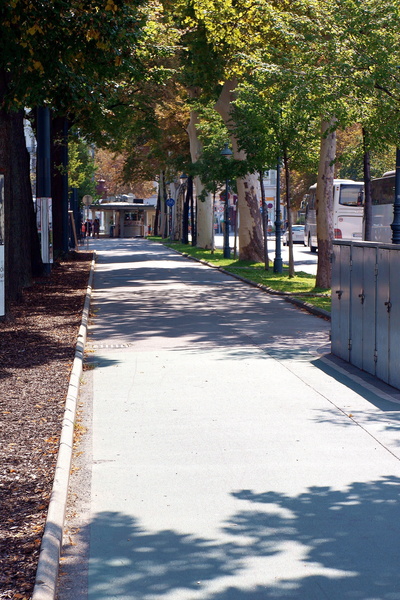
<box><xmin>303</xmin><ymin>179</ymin><xmax>364</xmax><ymax>252</ymax></box>
<box><xmin>369</xmin><ymin>170</ymin><xmax>395</xmax><ymax>243</ymax></box>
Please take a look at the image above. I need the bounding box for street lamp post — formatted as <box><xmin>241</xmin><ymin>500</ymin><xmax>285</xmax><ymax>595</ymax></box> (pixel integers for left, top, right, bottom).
<box><xmin>221</xmin><ymin>143</ymin><xmax>233</xmax><ymax>259</ymax></box>
<box><xmin>391</xmin><ymin>148</ymin><xmax>400</xmax><ymax>244</ymax></box>
<box><xmin>166</xmin><ymin>185</ymin><xmax>175</xmax><ymax>240</ymax></box>
<box><xmin>180</xmin><ymin>173</ymin><xmax>189</xmax><ymax>244</ymax></box>
<box><xmin>273</xmin><ymin>158</ymin><xmax>283</xmax><ymax>273</ymax></box>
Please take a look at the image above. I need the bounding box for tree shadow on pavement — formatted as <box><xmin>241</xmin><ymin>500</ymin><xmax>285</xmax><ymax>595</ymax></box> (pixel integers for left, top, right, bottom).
<box><xmin>89</xmin><ymin>268</ymin><xmax>329</xmax><ymax>360</ymax></box>
<box><xmin>226</xmin><ymin>478</ymin><xmax>400</xmax><ymax>599</ymax></box>
<box><xmin>61</xmin><ymin>477</ymin><xmax>400</xmax><ymax>599</ymax></box>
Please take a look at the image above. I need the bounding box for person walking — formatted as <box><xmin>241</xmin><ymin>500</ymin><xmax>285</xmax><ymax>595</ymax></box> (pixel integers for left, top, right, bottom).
<box><xmin>93</xmin><ymin>218</ymin><xmax>100</xmax><ymax>238</ymax></box>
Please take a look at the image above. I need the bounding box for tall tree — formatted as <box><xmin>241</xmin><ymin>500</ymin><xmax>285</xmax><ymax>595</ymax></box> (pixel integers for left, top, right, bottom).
<box><xmin>0</xmin><ymin>0</ymin><xmax>147</xmax><ymax>303</ymax></box>
<box><xmin>315</xmin><ymin>119</ymin><xmax>337</xmax><ymax>289</ymax></box>
<box><xmin>214</xmin><ymin>80</ymin><xmax>264</xmax><ymax>261</ymax></box>
<box><xmin>162</xmin><ymin>0</ymin><xmax>280</xmax><ymax>261</ymax></box>
<box><xmin>232</xmin><ymin>72</ymin><xmax>320</xmax><ymax>275</ymax></box>
<box><xmin>187</xmin><ymin>91</ymin><xmax>215</xmax><ymax>249</ymax></box>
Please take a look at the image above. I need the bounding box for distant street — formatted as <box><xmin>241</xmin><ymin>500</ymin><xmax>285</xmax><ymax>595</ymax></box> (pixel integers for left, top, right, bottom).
<box><xmin>213</xmin><ymin>234</ymin><xmax>318</xmax><ymax>275</ymax></box>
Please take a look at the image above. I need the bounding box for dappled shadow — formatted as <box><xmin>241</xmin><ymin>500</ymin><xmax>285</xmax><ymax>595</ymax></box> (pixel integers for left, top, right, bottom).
<box><xmin>1</xmin><ymin>477</ymin><xmax>52</xmax><ymax>594</ymax></box>
<box><xmin>88</xmin><ymin>513</ymin><xmax>244</xmax><ymax>598</ymax></box>
<box><xmin>61</xmin><ymin>477</ymin><xmax>400</xmax><ymax>599</ymax></box>
<box><xmin>87</xmin><ymin>239</ymin><xmax>329</xmax><ymax>359</ymax></box>
<box><xmin>0</xmin><ymin>254</ymin><xmax>91</xmax><ymax>379</ymax></box>
<box><xmin>0</xmin><ymin>329</ymin><xmax>75</xmax><ymax>380</ymax></box>
<box><xmin>83</xmin><ymin>355</ymin><xmax>120</xmax><ymax>370</ymax></box>
<box><xmin>227</xmin><ymin>478</ymin><xmax>400</xmax><ymax>598</ymax></box>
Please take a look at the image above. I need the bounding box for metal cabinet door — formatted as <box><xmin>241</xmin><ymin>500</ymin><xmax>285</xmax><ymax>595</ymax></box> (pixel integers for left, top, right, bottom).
<box><xmin>389</xmin><ymin>249</ymin><xmax>400</xmax><ymax>388</ymax></box>
<box><xmin>376</xmin><ymin>248</ymin><xmax>390</xmax><ymax>383</ymax></box>
<box><xmin>350</xmin><ymin>245</ymin><xmax>364</xmax><ymax>370</ymax></box>
<box><xmin>331</xmin><ymin>244</ymin><xmax>351</xmax><ymax>361</ymax></box>
<box><xmin>362</xmin><ymin>246</ymin><xmax>378</xmax><ymax>376</ymax></box>
<box><xmin>331</xmin><ymin>244</ymin><xmax>341</xmax><ymax>356</ymax></box>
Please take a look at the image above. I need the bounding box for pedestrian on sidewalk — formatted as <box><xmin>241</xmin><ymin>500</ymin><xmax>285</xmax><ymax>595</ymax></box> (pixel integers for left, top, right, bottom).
<box><xmin>93</xmin><ymin>218</ymin><xmax>100</xmax><ymax>238</ymax></box>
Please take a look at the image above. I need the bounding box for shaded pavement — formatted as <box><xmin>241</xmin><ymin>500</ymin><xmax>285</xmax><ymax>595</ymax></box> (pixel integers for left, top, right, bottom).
<box><xmin>58</xmin><ymin>239</ymin><xmax>400</xmax><ymax>600</ymax></box>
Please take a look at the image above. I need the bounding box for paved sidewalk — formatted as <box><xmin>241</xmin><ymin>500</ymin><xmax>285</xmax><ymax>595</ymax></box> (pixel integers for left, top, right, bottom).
<box><xmin>58</xmin><ymin>238</ymin><xmax>400</xmax><ymax>600</ymax></box>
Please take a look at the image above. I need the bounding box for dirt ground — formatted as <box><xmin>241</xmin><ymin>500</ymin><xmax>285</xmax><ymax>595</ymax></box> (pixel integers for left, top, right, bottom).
<box><xmin>0</xmin><ymin>251</ymin><xmax>93</xmax><ymax>600</ymax></box>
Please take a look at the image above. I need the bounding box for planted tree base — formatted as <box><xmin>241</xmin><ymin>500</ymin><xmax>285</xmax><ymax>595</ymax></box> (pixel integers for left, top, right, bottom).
<box><xmin>0</xmin><ymin>251</ymin><xmax>92</xmax><ymax>599</ymax></box>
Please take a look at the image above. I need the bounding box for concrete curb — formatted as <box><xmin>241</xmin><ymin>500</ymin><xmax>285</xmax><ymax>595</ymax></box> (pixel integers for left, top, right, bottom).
<box><xmin>32</xmin><ymin>253</ymin><xmax>96</xmax><ymax>600</ymax></box>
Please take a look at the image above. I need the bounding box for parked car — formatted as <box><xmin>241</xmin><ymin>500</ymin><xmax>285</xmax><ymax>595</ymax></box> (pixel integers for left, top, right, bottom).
<box><xmin>282</xmin><ymin>224</ymin><xmax>305</xmax><ymax>245</ymax></box>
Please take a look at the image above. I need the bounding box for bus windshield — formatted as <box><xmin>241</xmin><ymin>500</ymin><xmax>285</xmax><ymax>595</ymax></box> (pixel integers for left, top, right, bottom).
<box><xmin>339</xmin><ymin>185</ymin><xmax>364</xmax><ymax>206</ymax></box>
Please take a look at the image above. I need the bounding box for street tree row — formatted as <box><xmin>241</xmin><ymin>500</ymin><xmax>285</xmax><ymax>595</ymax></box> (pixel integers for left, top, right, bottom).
<box><xmin>1</xmin><ymin>0</ymin><xmax>400</xmax><ymax>308</ymax></box>
<box><xmin>154</xmin><ymin>0</ymin><xmax>400</xmax><ymax>287</ymax></box>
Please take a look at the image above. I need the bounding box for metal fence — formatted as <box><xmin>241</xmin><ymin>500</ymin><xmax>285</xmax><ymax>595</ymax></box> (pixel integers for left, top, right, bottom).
<box><xmin>331</xmin><ymin>240</ymin><xmax>400</xmax><ymax>390</ymax></box>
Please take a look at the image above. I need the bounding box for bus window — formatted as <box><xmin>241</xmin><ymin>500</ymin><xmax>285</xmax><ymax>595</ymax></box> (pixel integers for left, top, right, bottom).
<box><xmin>304</xmin><ymin>179</ymin><xmax>364</xmax><ymax>250</ymax></box>
<box><xmin>371</xmin><ymin>177</ymin><xmax>395</xmax><ymax>205</ymax></box>
<box><xmin>340</xmin><ymin>185</ymin><xmax>364</xmax><ymax>206</ymax></box>
<box><xmin>370</xmin><ymin>172</ymin><xmax>395</xmax><ymax>243</ymax></box>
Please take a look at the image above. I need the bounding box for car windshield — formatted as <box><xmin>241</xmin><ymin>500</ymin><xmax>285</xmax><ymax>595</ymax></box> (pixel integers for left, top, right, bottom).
<box><xmin>293</xmin><ymin>226</ymin><xmax>304</xmax><ymax>231</ymax></box>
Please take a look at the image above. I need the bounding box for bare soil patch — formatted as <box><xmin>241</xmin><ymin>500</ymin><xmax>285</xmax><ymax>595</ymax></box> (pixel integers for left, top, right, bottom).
<box><xmin>0</xmin><ymin>252</ymin><xmax>93</xmax><ymax>600</ymax></box>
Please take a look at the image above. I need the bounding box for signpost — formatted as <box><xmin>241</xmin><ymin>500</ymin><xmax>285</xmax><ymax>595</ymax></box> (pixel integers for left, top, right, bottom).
<box><xmin>36</xmin><ymin>197</ymin><xmax>53</xmax><ymax>265</ymax></box>
<box><xmin>166</xmin><ymin>197</ymin><xmax>175</xmax><ymax>239</ymax></box>
<box><xmin>36</xmin><ymin>107</ymin><xmax>52</xmax><ymax>272</ymax></box>
<box><xmin>83</xmin><ymin>194</ymin><xmax>93</xmax><ymax>207</ymax></box>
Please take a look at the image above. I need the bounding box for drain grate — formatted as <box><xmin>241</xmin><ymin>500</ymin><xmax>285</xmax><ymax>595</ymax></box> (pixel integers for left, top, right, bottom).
<box><xmin>87</xmin><ymin>342</ymin><xmax>134</xmax><ymax>349</ymax></box>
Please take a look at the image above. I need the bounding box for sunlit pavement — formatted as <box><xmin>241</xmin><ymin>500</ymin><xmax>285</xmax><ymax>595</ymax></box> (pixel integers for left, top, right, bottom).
<box><xmin>58</xmin><ymin>238</ymin><xmax>400</xmax><ymax>600</ymax></box>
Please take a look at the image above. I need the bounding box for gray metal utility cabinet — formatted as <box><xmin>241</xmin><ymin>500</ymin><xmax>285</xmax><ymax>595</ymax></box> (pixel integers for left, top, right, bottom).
<box><xmin>331</xmin><ymin>240</ymin><xmax>400</xmax><ymax>390</ymax></box>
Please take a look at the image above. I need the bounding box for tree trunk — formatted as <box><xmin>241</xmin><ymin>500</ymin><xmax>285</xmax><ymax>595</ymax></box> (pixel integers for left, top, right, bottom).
<box><xmin>0</xmin><ymin>70</ymin><xmax>12</xmax><ymax>311</ymax></box>
<box><xmin>283</xmin><ymin>152</ymin><xmax>294</xmax><ymax>277</ymax></box>
<box><xmin>316</xmin><ymin>118</ymin><xmax>337</xmax><ymax>289</ymax></box>
<box><xmin>10</xmin><ymin>109</ymin><xmax>43</xmax><ymax>289</ymax></box>
<box><xmin>182</xmin><ymin>177</ymin><xmax>192</xmax><ymax>244</ymax></box>
<box><xmin>190</xmin><ymin>187</ymin><xmax>196</xmax><ymax>246</ymax></box>
<box><xmin>174</xmin><ymin>183</ymin><xmax>184</xmax><ymax>241</ymax></box>
<box><xmin>259</xmin><ymin>171</ymin><xmax>269</xmax><ymax>270</ymax></box>
<box><xmin>363</xmin><ymin>128</ymin><xmax>372</xmax><ymax>241</ymax></box>
<box><xmin>187</xmin><ymin>105</ymin><xmax>213</xmax><ymax>249</ymax></box>
<box><xmin>215</xmin><ymin>79</ymin><xmax>264</xmax><ymax>262</ymax></box>
<box><xmin>194</xmin><ymin>176</ymin><xmax>211</xmax><ymax>247</ymax></box>
<box><xmin>159</xmin><ymin>171</ymin><xmax>168</xmax><ymax>238</ymax></box>
<box><xmin>154</xmin><ymin>182</ymin><xmax>161</xmax><ymax>236</ymax></box>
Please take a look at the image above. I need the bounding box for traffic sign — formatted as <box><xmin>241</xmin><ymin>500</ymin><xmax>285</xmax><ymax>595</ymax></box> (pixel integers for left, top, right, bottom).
<box><xmin>83</xmin><ymin>195</ymin><xmax>93</xmax><ymax>206</ymax></box>
<box><xmin>166</xmin><ymin>197</ymin><xmax>175</xmax><ymax>207</ymax></box>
